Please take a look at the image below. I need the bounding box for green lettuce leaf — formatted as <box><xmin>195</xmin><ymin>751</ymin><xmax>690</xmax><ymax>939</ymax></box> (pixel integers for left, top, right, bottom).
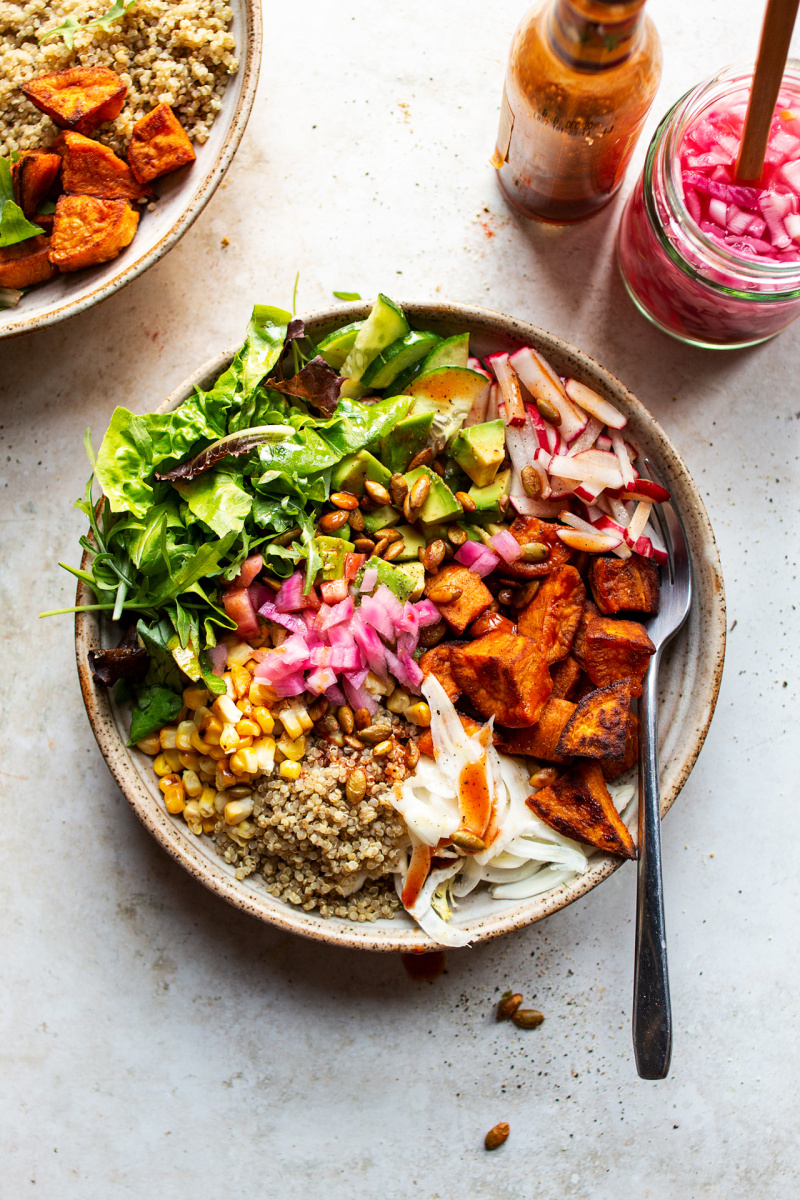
<box><xmin>315</xmin><ymin>394</ymin><xmax>412</xmax><ymax>457</ymax></box>
<box><xmin>128</xmin><ymin>685</ymin><xmax>183</xmax><ymax>746</ymax></box>
<box><xmin>0</xmin><ymin>158</ymin><xmax>44</xmax><ymax>248</ymax></box>
<box><xmin>175</xmin><ymin>470</ymin><xmax>252</xmax><ymax>537</ymax></box>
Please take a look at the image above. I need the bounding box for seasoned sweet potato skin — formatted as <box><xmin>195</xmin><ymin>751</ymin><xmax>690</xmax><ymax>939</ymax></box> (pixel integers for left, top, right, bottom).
<box><xmin>550</xmin><ymin>655</ymin><xmax>583</xmax><ymax>700</ymax></box>
<box><xmin>451</xmin><ymin>630</ymin><xmax>553</xmax><ymax>728</ymax></box>
<box><xmin>589</xmin><ymin>554</ymin><xmax>660</xmax><ymax>615</ymax></box>
<box><xmin>424</xmin><ymin>563</ymin><xmax>493</xmax><ymax>634</ymax></box>
<box><xmin>419</xmin><ymin>643</ymin><xmax>461</xmax><ymax>702</ymax></box>
<box><xmin>20</xmin><ymin>66</ymin><xmax>127</xmax><ymax>135</ymax></box>
<box><xmin>499</xmin><ymin>516</ymin><xmax>574</xmax><ymax>580</ymax></box>
<box><xmin>517</xmin><ymin>564</ymin><xmax>585</xmax><ymax>663</ymax></box>
<box><xmin>49</xmin><ymin>195</ymin><xmax>139</xmax><ymax>271</ymax></box>
<box><xmin>602</xmin><ymin>714</ymin><xmax>639</xmax><ymax>781</ymax></box>
<box><xmin>11</xmin><ymin>151</ymin><xmax>61</xmax><ymax>216</ymax></box>
<box><xmin>555</xmin><ymin>679</ymin><xmax>635</xmax><ymax>760</ymax></box>
<box><xmin>128</xmin><ymin>103</ymin><xmax>196</xmax><ymax>183</ymax></box>
<box><xmin>571</xmin><ymin>598</ymin><xmax>599</xmax><ymax>668</ymax></box>
<box><xmin>584</xmin><ymin>615</ymin><xmax>655</xmax><ymax>690</ymax></box>
<box><xmin>495</xmin><ymin>698</ymin><xmax>576</xmax><ymax>764</ymax></box>
<box><xmin>56</xmin><ymin>132</ymin><xmax>148</xmax><ymax>200</ymax></box>
<box><xmin>0</xmin><ymin>235</ymin><xmax>59</xmax><ymax>288</ymax></box>
<box><xmin>527</xmin><ymin>761</ymin><xmax>636</xmax><ymax>858</ymax></box>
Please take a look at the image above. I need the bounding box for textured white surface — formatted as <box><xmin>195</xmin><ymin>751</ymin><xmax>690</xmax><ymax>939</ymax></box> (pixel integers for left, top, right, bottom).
<box><xmin>1</xmin><ymin>1</ymin><xmax>798</xmax><ymax>1195</ymax></box>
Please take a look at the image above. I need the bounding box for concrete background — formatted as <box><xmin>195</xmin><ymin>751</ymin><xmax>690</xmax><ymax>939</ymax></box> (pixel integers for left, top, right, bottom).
<box><xmin>1</xmin><ymin>0</ymin><xmax>798</xmax><ymax>1195</ymax></box>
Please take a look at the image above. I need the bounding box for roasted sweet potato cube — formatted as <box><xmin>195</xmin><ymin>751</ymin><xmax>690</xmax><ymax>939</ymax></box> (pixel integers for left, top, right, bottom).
<box><xmin>555</xmin><ymin>679</ymin><xmax>635</xmax><ymax>760</ymax></box>
<box><xmin>550</xmin><ymin>655</ymin><xmax>582</xmax><ymax>700</ymax></box>
<box><xmin>419</xmin><ymin>643</ymin><xmax>461</xmax><ymax>702</ymax></box>
<box><xmin>589</xmin><ymin>554</ymin><xmax>660</xmax><ymax>615</ymax></box>
<box><xmin>517</xmin><ymin>564</ymin><xmax>585</xmax><ymax>663</ymax></box>
<box><xmin>602</xmin><ymin>714</ymin><xmax>639</xmax><ymax>781</ymax></box>
<box><xmin>497</xmin><ymin>516</ymin><xmax>574</xmax><ymax>580</ymax></box>
<box><xmin>49</xmin><ymin>196</ymin><xmax>139</xmax><ymax>272</ymax></box>
<box><xmin>451</xmin><ymin>630</ymin><xmax>553</xmax><ymax>728</ymax></box>
<box><xmin>128</xmin><ymin>103</ymin><xmax>196</xmax><ymax>183</ymax></box>
<box><xmin>0</xmin><ymin>235</ymin><xmax>59</xmax><ymax>288</ymax></box>
<box><xmin>11</xmin><ymin>151</ymin><xmax>61</xmax><ymax>216</ymax></box>
<box><xmin>20</xmin><ymin>66</ymin><xmax>127</xmax><ymax>135</ymax></box>
<box><xmin>424</xmin><ymin>564</ymin><xmax>493</xmax><ymax>634</ymax></box>
<box><xmin>584</xmin><ymin>616</ymin><xmax>655</xmax><ymax>690</ymax></box>
<box><xmin>56</xmin><ymin>132</ymin><xmax>148</xmax><ymax>200</ymax></box>
<box><xmin>495</xmin><ymin>698</ymin><xmax>576</xmax><ymax>764</ymax></box>
<box><xmin>527</xmin><ymin>761</ymin><xmax>636</xmax><ymax>858</ymax></box>
<box><xmin>417</xmin><ymin>713</ymin><xmax>482</xmax><ymax>758</ymax></box>
<box><xmin>571</xmin><ymin>598</ymin><xmax>599</xmax><ymax>668</ymax></box>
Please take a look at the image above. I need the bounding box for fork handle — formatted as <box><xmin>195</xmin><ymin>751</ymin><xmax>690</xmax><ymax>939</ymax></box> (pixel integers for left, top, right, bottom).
<box><xmin>632</xmin><ymin>650</ymin><xmax>672</xmax><ymax>1079</ymax></box>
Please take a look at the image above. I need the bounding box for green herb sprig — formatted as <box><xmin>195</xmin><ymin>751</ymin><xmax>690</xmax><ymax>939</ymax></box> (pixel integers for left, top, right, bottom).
<box><xmin>38</xmin><ymin>0</ymin><xmax>137</xmax><ymax>48</ymax></box>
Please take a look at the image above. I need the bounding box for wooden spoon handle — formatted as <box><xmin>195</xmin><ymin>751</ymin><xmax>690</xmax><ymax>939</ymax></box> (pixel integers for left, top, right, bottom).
<box><xmin>737</xmin><ymin>0</ymin><xmax>800</xmax><ymax>182</ymax></box>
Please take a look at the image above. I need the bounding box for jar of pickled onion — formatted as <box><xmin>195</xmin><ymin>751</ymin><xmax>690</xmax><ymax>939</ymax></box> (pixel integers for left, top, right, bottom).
<box><xmin>617</xmin><ymin>62</ymin><xmax>800</xmax><ymax>348</ymax></box>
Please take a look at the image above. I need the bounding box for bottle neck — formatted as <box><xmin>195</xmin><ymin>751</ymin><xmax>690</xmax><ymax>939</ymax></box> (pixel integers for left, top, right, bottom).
<box><xmin>547</xmin><ymin>0</ymin><xmax>647</xmax><ymax>72</ymax></box>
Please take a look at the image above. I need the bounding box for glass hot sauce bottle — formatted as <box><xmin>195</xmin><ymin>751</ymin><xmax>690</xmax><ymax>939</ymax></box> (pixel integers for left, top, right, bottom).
<box><xmin>492</xmin><ymin>0</ymin><xmax>662</xmax><ymax>223</ymax></box>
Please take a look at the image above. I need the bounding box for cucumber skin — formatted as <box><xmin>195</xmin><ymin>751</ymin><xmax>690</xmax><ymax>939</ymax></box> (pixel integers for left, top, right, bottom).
<box><xmin>361</xmin><ymin>330</ymin><xmax>440</xmax><ymax>390</ymax></box>
<box><xmin>318</xmin><ymin>320</ymin><xmax>364</xmax><ymax>369</ymax></box>
<box><xmin>341</xmin><ymin>295</ymin><xmax>409</xmax><ymax>382</ymax></box>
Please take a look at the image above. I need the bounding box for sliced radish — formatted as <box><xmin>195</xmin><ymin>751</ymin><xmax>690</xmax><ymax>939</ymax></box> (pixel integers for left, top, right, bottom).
<box><xmin>508</xmin><ymin>496</ymin><xmax>565</xmax><ymax>518</ymax></box>
<box><xmin>485</xmin><ymin>382</ymin><xmax>499</xmax><ymax>421</ymax></box>
<box><xmin>526</xmin><ymin>405</ymin><xmax>554</xmax><ymax>450</ymax></box>
<box><xmin>558</xmin><ymin>511</ymin><xmax>601</xmax><ymax>537</ymax></box>
<box><xmin>574</xmin><ymin>479</ymin><xmax>605</xmax><ymax>503</ymax></box>
<box><xmin>622</xmin><ymin>479</ymin><xmax>670</xmax><ymax>504</ymax></box>
<box><xmin>631</xmin><ymin>535</ymin><xmax>668</xmax><ymax>564</ymax></box>
<box><xmin>548</xmin><ymin>451</ymin><xmax>623</xmax><ymax>489</ymax></box>
<box><xmin>625</xmin><ymin>500</ymin><xmax>653</xmax><ymax>543</ymax></box>
<box><xmin>510</xmin><ymin>347</ymin><xmax>587</xmax><ymax>442</ymax></box>
<box><xmin>557</xmin><ymin>528</ymin><xmax>623</xmax><ymax>553</ymax></box>
<box><xmin>564</xmin><ymin>378</ymin><xmax>627</xmax><ymax>430</ymax></box>
<box><xmin>566</xmin><ymin>415</ymin><xmax>604</xmax><ymax>457</ymax></box>
<box><xmin>468</xmin><ymin>356</ymin><xmax>492</xmax><ymax>381</ymax></box>
<box><xmin>596</xmin><ymin>434</ymin><xmax>613</xmax><ymax>452</ymax></box>
<box><xmin>490</xmin><ymin>355</ymin><xmax>527</xmax><ymax>427</ymax></box>
<box><xmin>609</xmin><ymin>430</ymin><xmax>637</xmax><ymax>488</ymax></box>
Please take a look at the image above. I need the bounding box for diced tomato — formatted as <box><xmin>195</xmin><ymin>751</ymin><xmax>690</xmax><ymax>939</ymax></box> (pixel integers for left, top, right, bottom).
<box><xmin>221</xmin><ymin>586</ymin><xmax>260</xmax><ymax>639</ymax></box>
<box><xmin>231</xmin><ymin>552</ymin><xmax>263</xmax><ymax>588</ymax></box>
<box><xmin>320</xmin><ymin>578</ymin><xmax>349</xmax><ymax>604</ymax></box>
<box><xmin>343</xmin><ymin>552</ymin><xmax>365</xmax><ymax>582</ymax></box>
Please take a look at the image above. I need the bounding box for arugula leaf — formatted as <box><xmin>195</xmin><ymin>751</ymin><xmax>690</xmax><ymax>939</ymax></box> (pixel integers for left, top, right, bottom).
<box><xmin>137</xmin><ymin>618</ymin><xmax>183</xmax><ymax>692</ymax></box>
<box><xmin>37</xmin><ymin>15</ymin><xmax>80</xmax><ymax>46</ymax></box>
<box><xmin>38</xmin><ymin>0</ymin><xmax>136</xmax><ymax>45</ymax></box>
<box><xmin>128</xmin><ymin>685</ymin><xmax>182</xmax><ymax>746</ymax></box>
<box><xmin>90</xmin><ymin>0</ymin><xmax>137</xmax><ymax>32</ymax></box>
<box><xmin>333</xmin><ymin>291</ymin><xmax>361</xmax><ymax>301</ymax></box>
<box><xmin>0</xmin><ymin>159</ymin><xmax>44</xmax><ymax>249</ymax></box>
<box><xmin>175</xmin><ymin>470</ymin><xmax>252</xmax><ymax>537</ymax></box>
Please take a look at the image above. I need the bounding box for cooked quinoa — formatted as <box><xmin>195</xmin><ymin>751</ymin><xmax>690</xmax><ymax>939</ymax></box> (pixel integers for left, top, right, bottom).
<box><xmin>216</xmin><ymin>713</ymin><xmax>412</xmax><ymax>921</ymax></box>
<box><xmin>0</xmin><ymin>0</ymin><xmax>237</xmax><ymax>157</ymax></box>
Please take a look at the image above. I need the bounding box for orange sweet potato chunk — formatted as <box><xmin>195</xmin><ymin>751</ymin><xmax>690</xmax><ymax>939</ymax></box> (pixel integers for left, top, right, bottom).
<box><xmin>417</xmin><ymin>714</ymin><xmax>482</xmax><ymax>758</ymax></box>
<box><xmin>555</xmin><ymin>679</ymin><xmax>635</xmax><ymax>760</ymax></box>
<box><xmin>550</xmin><ymin>655</ymin><xmax>583</xmax><ymax>700</ymax></box>
<box><xmin>128</xmin><ymin>103</ymin><xmax>196</xmax><ymax>183</ymax></box>
<box><xmin>419</xmin><ymin>643</ymin><xmax>461</xmax><ymax>702</ymax></box>
<box><xmin>495</xmin><ymin>698</ymin><xmax>576</xmax><ymax>764</ymax></box>
<box><xmin>424</xmin><ymin>564</ymin><xmax>493</xmax><ymax>634</ymax></box>
<box><xmin>571</xmin><ymin>598</ymin><xmax>599</xmax><ymax>669</ymax></box>
<box><xmin>11</xmin><ymin>151</ymin><xmax>61</xmax><ymax>216</ymax></box>
<box><xmin>584</xmin><ymin>616</ymin><xmax>655</xmax><ymax>690</ymax></box>
<box><xmin>451</xmin><ymin>630</ymin><xmax>553</xmax><ymax>728</ymax></box>
<box><xmin>0</xmin><ymin>235</ymin><xmax>59</xmax><ymax>288</ymax></box>
<box><xmin>517</xmin><ymin>564</ymin><xmax>585</xmax><ymax>663</ymax></box>
<box><xmin>602</xmin><ymin>714</ymin><xmax>639</xmax><ymax>781</ymax></box>
<box><xmin>497</xmin><ymin>516</ymin><xmax>574</xmax><ymax>580</ymax></box>
<box><xmin>20</xmin><ymin>66</ymin><xmax>127</xmax><ymax>135</ymax></box>
<box><xmin>527</xmin><ymin>761</ymin><xmax>636</xmax><ymax>859</ymax></box>
<box><xmin>56</xmin><ymin>132</ymin><xmax>148</xmax><ymax>200</ymax></box>
<box><xmin>589</xmin><ymin>554</ymin><xmax>660</xmax><ymax>616</ymax></box>
<box><xmin>49</xmin><ymin>195</ymin><xmax>139</xmax><ymax>271</ymax></box>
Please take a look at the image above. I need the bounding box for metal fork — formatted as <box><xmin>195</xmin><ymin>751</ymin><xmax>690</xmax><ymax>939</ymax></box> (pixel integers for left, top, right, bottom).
<box><xmin>632</xmin><ymin>459</ymin><xmax>692</xmax><ymax>1080</ymax></box>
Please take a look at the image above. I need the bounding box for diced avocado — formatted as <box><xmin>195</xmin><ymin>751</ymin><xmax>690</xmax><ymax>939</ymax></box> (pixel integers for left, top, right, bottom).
<box><xmin>363</xmin><ymin>504</ymin><xmax>402</xmax><ymax>534</ymax></box>
<box><xmin>393</xmin><ymin>524</ymin><xmax>426</xmax><ymax>562</ymax></box>
<box><xmin>361</xmin><ymin>330</ymin><xmax>440</xmax><ymax>390</ymax></box>
<box><xmin>402</xmin><ymin>465</ymin><xmax>462</xmax><ymax>526</ymax></box>
<box><xmin>420</xmin><ymin>332</ymin><xmax>469</xmax><ymax>373</ymax></box>
<box><xmin>379</xmin><ymin>411</ymin><xmax>434</xmax><ymax>475</ymax></box>
<box><xmin>450</xmin><ymin>419</ymin><xmax>506</xmax><ymax>488</ymax></box>
<box><xmin>394</xmin><ymin>560</ymin><xmax>425</xmax><ymax>601</ymax></box>
<box><xmin>330</xmin><ymin>449</ymin><xmax>392</xmax><ymax>497</ymax></box>
<box><xmin>406</xmin><ymin>367</ymin><xmax>489</xmax><ymax>449</ymax></box>
<box><xmin>467</xmin><ymin>468</ymin><xmax>511</xmax><ymax>521</ymax></box>
<box><xmin>315</xmin><ymin>536</ymin><xmax>350</xmax><ymax>580</ymax></box>
<box><xmin>356</xmin><ymin>556</ymin><xmax>414</xmax><ymax>603</ymax></box>
<box><xmin>341</xmin><ymin>295</ymin><xmax>409</xmax><ymax>382</ymax></box>
<box><xmin>318</xmin><ymin>320</ymin><xmax>364</xmax><ymax>370</ymax></box>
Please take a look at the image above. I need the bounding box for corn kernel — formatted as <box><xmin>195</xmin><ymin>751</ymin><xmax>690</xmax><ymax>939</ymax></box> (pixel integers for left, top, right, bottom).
<box><xmin>175</xmin><ymin>720</ymin><xmax>198</xmax><ymax>751</ymax></box>
<box><xmin>183</xmin><ymin>800</ymin><xmax>202</xmax><ymax>823</ymax></box>
<box><xmin>278</xmin><ymin>734</ymin><xmax>306</xmax><ymax>762</ymax></box>
<box><xmin>253</xmin><ymin>736</ymin><xmax>276</xmax><ymax>773</ymax></box>
<box><xmin>158</xmin><ymin>773</ymin><xmax>181</xmax><ymax>793</ymax></box>
<box><xmin>136</xmin><ymin>732</ymin><xmax>161</xmax><ymax>755</ymax></box>
<box><xmin>233</xmin><ymin>819</ymin><xmax>256</xmax><ymax>840</ymax></box>
<box><xmin>153</xmin><ymin>753</ymin><xmax>174</xmax><ymax>778</ymax></box>
<box><xmin>235</xmin><ymin>717</ymin><xmax>261</xmax><ymax>739</ymax></box>
<box><xmin>183</xmin><ymin>769</ymin><xmax>203</xmax><ymax>798</ymax></box>
<box><xmin>220</xmin><ymin>723</ymin><xmax>243</xmax><ymax>754</ymax></box>
<box><xmin>197</xmin><ymin>787</ymin><xmax>217</xmax><ymax>820</ymax></box>
<box><xmin>201</xmin><ymin>818</ymin><xmax>217</xmax><ymax>834</ymax></box>
<box><xmin>279</xmin><ymin>710</ymin><xmax>304</xmax><ymax>741</ymax></box>
<box><xmin>183</xmin><ymin>685</ymin><xmax>208</xmax><ymax>710</ymax></box>
<box><xmin>216</xmin><ymin>760</ymin><xmax>236</xmax><ymax>790</ymax></box>
<box><xmin>163</xmin><ymin>748</ymin><xmax>182</xmax><ymax>771</ymax></box>
<box><xmin>205</xmin><ymin>743</ymin><xmax>227</xmax><ymax>761</ymax></box>
<box><xmin>224</xmin><ymin>796</ymin><xmax>254</xmax><ymax>825</ymax></box>
<box><xmin>253</xmin><ymin>707</ymin><xmax>275</xmax><ymax>735</ymax></box>
<box><xmin>279</xmin><ymin>760</ymin><xmax>301</xmax><ymax>781</ymax></box>
<box><xmin>405</xmin><ymin>702</ymin><xmax>432</xmax><ymax>727</ymax></box>
<box><xmin>230</xmin><ymin>746</ymin><xmax>259</xmax><ymax>776</ymax></box>
<box><xmin>236</xmin><ymin>698</ymin><xmax>253</xmax><ymax>716</ymax></box>
<box><xmin>248</xmin><ymin>680</ymin><xmax>276</xmax><ymax>705</ymax></box>
<box><xmin>213</xmin><ymin>694</ymin><xmax>242</xmax><ymax>726</ymax></box>
<box><xmin>198</xmin><ymin>755</ymin><xmax>217</xmax><ymax>777</ymax></box>
<box><xmin>214</xmin><ymin>791</ymin><xmax>227</xmax><ymax>813</ymax></box>
<box><xmin>223</xmin><ymin>672</ymin><xmax>235</xmax><ymax>700</ymax></box>
<box><xmin>159</xmin><ymin>726</ymin><xmax>178</xmax><ymax>750</ymax></box>
<box><xmin>189</xmin><ymin>729</ymin><xmax>210</xmax><ymax>755</ymax></box>
<box><xmin>164</xmin><ymin>783</ymin><xmax>186</xmax><ymax>813</ymax></box>
<box><xmin>227</xmin><ymin>641</ymin><xmax>253</xmax><ymax>668</ymax></box>
<box><xmin>178</xmin><ymin>750</ymin><xmax>201</xmax><ymax>771</ymax></box>
<box><xmin>387</xmin><ymin>688</ymin><xmax>411</xmax><ymax>715</ymax></box>
<box><xmin>230</xmin><ymin>662</ymin><xmax>252</xmax><ymax>699</ymax></box>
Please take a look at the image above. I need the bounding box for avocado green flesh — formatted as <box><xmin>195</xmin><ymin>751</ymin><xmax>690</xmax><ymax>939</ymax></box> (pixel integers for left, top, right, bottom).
<box><xmin>402</xmin><ymin>465</ymin><xmax>462</xmax><ymax>526</ymax></box>
<box><xmin>357</xmin><ymin>556</ymin><xmax>415</xmax><ymax>602</ymax></box>
<box><xmin>450</xmin><ymin>419</ymin><xmax>506</xmax><ymax>488</ymax></box>
<box><xmin>393</xmin><ymin>524</ymin><xmax>426</xmax><ymax>561</ymax></box>
<box><xmin>362</xmin><ymin>504</ymin><xmax>402</xmax><ymax>534</ymax></box>
<box><xmin>467</xmin><ymin>468</ymin><xmax>511</xmax><ymax>520</ymax></box>
<box><xmin>315</xmin><ymin>536</ymin><xmax>350</xmax><ymax>580</ymax></box>
<box><xmin>330</xmin><ymin>449</ymin><xmax>392</xmax><ymax>497</ymax></box>
<box><xmin>379</xmin><ymin>411</ymin><xmax>434</xmax><ymax>475</ymax></box>
<box><xmin>406</xmin><ymin>366</ymin><xmax>489</xmax><ymax>448</ymax></box>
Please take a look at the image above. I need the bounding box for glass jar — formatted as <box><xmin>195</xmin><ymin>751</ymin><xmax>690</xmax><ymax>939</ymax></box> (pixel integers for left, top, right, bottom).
<box><xmin>617</xmin><ymin>63</ymin><xmax>800</xmax><ymax>349</ymax></box>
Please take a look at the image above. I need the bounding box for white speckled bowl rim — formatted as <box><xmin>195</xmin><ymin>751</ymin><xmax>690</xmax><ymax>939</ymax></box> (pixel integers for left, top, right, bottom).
<box><xmin>75</xmin><ymin>300</ymin><xmax>726</xmax><ymax>951</ymax></box>
<box><xmin>0</xmin><ymin>0</ymin><xmax>261</xmax><ymax>341</ymax></box>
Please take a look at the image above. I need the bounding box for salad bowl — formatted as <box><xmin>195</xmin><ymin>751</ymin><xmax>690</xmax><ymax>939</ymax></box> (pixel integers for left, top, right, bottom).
<box><xmin>75</xmin><ymin>300</ymin><xmax>726</xmax><ymax>951</ymax></box>
<box><xmin>0</xmin><ymin>0</ymin><xmax>261</xmax><ymax>342</ymax></box>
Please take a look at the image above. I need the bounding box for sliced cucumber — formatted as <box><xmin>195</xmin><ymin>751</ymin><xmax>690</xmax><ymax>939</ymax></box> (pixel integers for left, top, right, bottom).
<box><xmin>406</xmin><ymin>366</ymin><xmax>489</xmax><ymax>449</ymax></box>
<box><xmin>340</xmin><ymin>295</ymin><xmax>409</xmax><ymax>382</ymax></box>
<box><xmin>391</xmin><ymin>359</ymin><xmax>425</xmax><ymax>395</ymax></box>
<box><xmin>420</xmin><ymin>333</ymin><xmax>470</xmax><ymax>373</ymax></box>
<box><xmin>361</xmin><ymin>330</ymin><xmax>440</xmax><ymax>390</ymax></box>
<box><xmin>318</xmin><ymin>320</ymin><xmax>364</xmax><ymax>370</ymax></box>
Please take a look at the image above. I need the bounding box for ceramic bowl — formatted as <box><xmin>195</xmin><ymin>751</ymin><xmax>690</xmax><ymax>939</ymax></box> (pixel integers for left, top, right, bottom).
<box><xmin>75</xmin><ymin>300</ymin><xmax>726</xmax><ymax>951</ymax></box>
<box><xmin>0</xmin><ymin>0</ymin><xmax>261</xmax><ymax>341</ymax></box>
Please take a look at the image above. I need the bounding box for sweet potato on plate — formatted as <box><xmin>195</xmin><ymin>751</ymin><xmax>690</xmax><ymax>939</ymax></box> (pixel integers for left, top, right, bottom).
<box><xmin>49</xmin><ymin>195</ymin><xmax>139</xmax><ymax>271</ymax></box>
<box><xmin>0</xmin><ymin>235</ymin><xmax>58</xmax><ymax>288</ymax></box>
<box><xmin>495</xmin><ymin>698</ymin><xmax>576</xmax><ymax>764</ymax></box>
<box><xmin>451</xmin><ymin>630</ymin><xmax>553</xmax><ymax>728</ymax></box>
<box><xmin>555</xmin><ymin>679</ymin><xmax>635</xmax><ymax>760</ymax></box>
<box><xmin>127</xmin><ymin>103</ymin><xmax>196</xmax><ymax>183</ymax></box>
<box><xmin>56</xmin><ymin>132</ymin><xmax>148</xmax><ymax>200</ymax></box>
<box><xmin>571</xmin><ymin>598</ymin><xmax>599</xmax><ymax>668</ymax></box>
<box><xmin>527</xmin><ymin>761</ymin><xmax>636</xmax><ymax>859</ymax></box>
<box><xmin>584</xmin><ymin>616</ymin><xmax>655</xmax><ymax>690</ymax></box>
<box><xmin>517</xmin><ymin>564</ymin><xmax>585</xmax><ymax>663</ymax></box>
<box><xmin>419</xmin><ymin>643</ymin><xmax>461</xmax><ymax>702</ymax></box>
<box><xmin>424</xmin><ymin>564</ymin><xmax>493</xmax><ymax>634</ymax></box>
<box><xmin>20</xmin><ymin>66</ymin><xmax>127</xmax><ymax>135</ymax></box>
<box><xmin>589</xmin><ymin>554</ymin><xmax>660</xmax><ymax>615</ymax></box>
<box><xmin>602</xmin><ymin>713</ymin><xmax>639</xmax><ymax>781</ymax></box>
<box><xmin>498</xmin><ymin>516</ymin><xmax>574</xmax><ymax>580</ymax></box>
<box><xmin>11</xmin><ymin>151</ymin><xmax>61</xmax><ymax>216</ymax></box>
<box><xmin>550</xmin><ymin>655</ymin><xmax>583</xmax><ymax>700</ymax></box>
<box><xmin>417</xmin><ymin>713</ymin><xmax>482</xmax><ymax>758</ymax></box>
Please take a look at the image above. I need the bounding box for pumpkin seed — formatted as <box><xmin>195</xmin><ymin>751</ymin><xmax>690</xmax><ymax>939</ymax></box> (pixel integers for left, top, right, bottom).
<box><xmin>338</xmin><ymin>704</ymin><xmax>355</xmax><ymax>734</ymax></box>
<box><xmin>426</xmin><ymin>584</ymin><xmax>462</xmax><ymax>604</ymax></box>
<box><xmin>348</xmin><ymin>508</ymin><xmax>366</xmax><ymax>532</ymax></box>
<box><xmin>353</xmin><ymin>536</ymin><xmax>376</xmax><ymax>554</ymax></box>
<box><xmin>447</xmin><ymin>525</ymin><xmax>467</xmax><ymax>547</ymax></box>
<box><xmin>345</xmin><ymin>769</ymin><xmax>367</xmax><ymax>804</ymax></box>
<box><xmin>405</xmin><ymin>740</ymin><xmax>420</xmax><ymax>769</ymax></box>
<box><xmin>344</xmin><ymin>734</ymin><xmax>364</xmax><ymax>750</ymax></box>
<box><xmin>455</xmin><ymin>490</ymin><xmax>477</xmax><ymax>512</ymax></box>
<box><xmin>383</xmin><ymin>540</ymin><xmax>405</xmax><ymax>562</ymax></box>
<box><xmin>318</xmin><ymin>510</ymin><xmax>349</xmax><ymax>534</ymax></box>
<box><xmin>372</xmin><ymin>739</ymin><xmax>393</xmax><ymax>757</ymax></box>
<box><xmin>373</xmin><ymin>527</ymin><xmax>402</xmax><ymax>543</ymax></box>
<box><xmin>422</xmin><ymin>538</ymin><xmax>446</xmax><ymax>573</ymax></box>
<box><xmin>521</xmin><ymin>465</ymin><xmax>542</xmax><ymax>499</ymax></box>
<box><xmin>484</xmin><ymin>1123</ymin><xmax>510</xmax><ymax>1151</ymax></box>
<box><xmin>359</xmin><ymin>723</ymin><xmax>393</xmax><ymax>744</ymax></box>
<box><xmin>364</xmin><ymin>479</ymin><xmax>392</xmax><ymax>506</ymax></box>
<box><xmin>536</xmin><ymin>396</ymin><xmax>562</xmax><ymax>425</ymax></box>
<box><xmin>451</xmin><ymin>828</ymin><xmax>486</xmax><ymax>852</ymax></box>
<box><xmin>390</xmin><ymin>473</ymin><xmax>408</xmax><ymax>506</ymax></box>
<box><xmin>409</xmin><ymin>475</ymin><xmax>431</xmax><ymax>510</ymax></box>
<box><xmin>496</xmin><ymin>992</ymin><xmax>523</xmax><ymax>1021</ymax></box>
<box><xmin>330</xmin><ymin>491</ymin><xmax>359</xmax><ymax>511</ymax></box>
<box><xmin>512</xmin><ymin>1008</ymin><xmax>544</xmax><ymax>1029</ymax></box>
<box><xmin>418</xmin><ymin>619</ymin><xmax>447</xmax><ymax>648</ymax></box>
<box><xmin>353</xmin><ymin>707</ymin><xmax>371</xmax><ymax>730</ymax></box>
<box><xmin>529</xmin><ymin>766</ymin><xmax>559</xmax><ymax>788</ymax></box>
<box><xmin>407</xmin><ymin>447</ymin><xmax>433</xmax><ymax>471</ymax></box>
<box><xmin>520</xmin><ymin>541</ymin><xmax>549</xmax><ymax>563</ymax></box>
